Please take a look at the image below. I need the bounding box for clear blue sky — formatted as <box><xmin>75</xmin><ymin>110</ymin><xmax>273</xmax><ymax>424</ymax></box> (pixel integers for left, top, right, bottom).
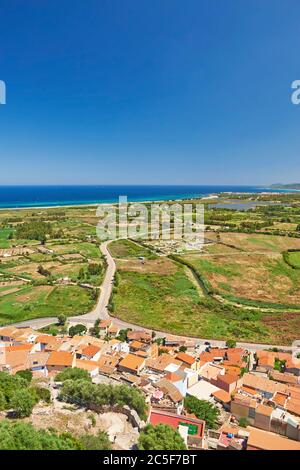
<box><xmin>0</xmin><ymin>0</ymin><xmax>300</xmax><ymax>185</ymax></box>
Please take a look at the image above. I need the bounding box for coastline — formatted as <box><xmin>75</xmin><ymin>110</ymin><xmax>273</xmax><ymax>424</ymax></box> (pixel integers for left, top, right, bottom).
<box><xmin>0</xmin><ymin>186</ymin><xmax>296</xmax><ymax>211</ymax></box>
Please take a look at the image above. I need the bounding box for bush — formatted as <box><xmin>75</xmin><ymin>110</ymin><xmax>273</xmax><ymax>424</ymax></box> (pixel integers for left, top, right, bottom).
<box><xmin>69</xmin><ymin>324</ymin><xmax>87</xmax><ymax>337</ymax></box>
<box><xmin>226</xmin><ymin>339</ymin><xmax>237</xmax><ymax>348</ymax></box>
<box><xmin>16</xmin><ymin>369</ymin><xmax>33</xmax><ymax>383</ymax></box>
<box><xmin>138</xmin><ymin>424</ymin><xmax>186</xmax><ymax>450</ymax></box>
<box><xmin>0</xmin><ymin>420</ymin><xmax>82</xmax><ymax>450</ymax></box>
<box><xmin>57</xmin><ymin>314</ymin><xmax>67</xmax><ymax>326</ymax></box>
<box><xmin>34</xmin><ymin>387</ymin><xmax>51</xmax><ymax>403</ymax></box>
<box><xmin>239</xmin><ymin>417</ymin><xmax>249</xmax><ymax>428</ymax></box>
<box><xmin>79</xmin><ymin>431</ymin><xmax>112</xmax><ymax>450</ymax></box>
<box><xmin>59</xmin><ymin>380</ymin><xmax>147</xmax><ymax>419</ymax></box>
<box><xmin>87</xmin><ymin>263</ymin><xmax>102</xmax><ymax>276</ymax></box>
<box><xmin>0</xmin><ymin>371</ymin><xmax>28</xmax><ymax>408</ymax></box>
<box><xmin>56</xmin><ymin>367</ymin><xmax>92</xmax><ymax>383</ymax></box>
<box><xmin>184</xmin><ymin>396</ymin><xmax>220</xmax><ymax>429</ymax></box>
<box><xmin>0</xmin><ymin>391</ymin><xmax>6</xmax><ymax>411</ymax></box>
<box><xmin>10</xmin><ymin>388</ymin><xmax>38</xmax><ymax>418</ymax></box>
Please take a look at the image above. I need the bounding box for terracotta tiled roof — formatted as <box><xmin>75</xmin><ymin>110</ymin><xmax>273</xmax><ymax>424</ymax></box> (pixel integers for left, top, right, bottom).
<box><xmin>5</xmin><ymin>344</ymin><xmax>32</xmax><ymax>352</ymax></box>
<box><xmin>81</xmin><ymin>344</ymin><xmax>101</xmax><ymax>358</ymax></box>
<box><xmin>256</xmin><ymin>404</ymin><xmax>273</xmax><ymax>416</ymax></box>
<box><xmin>75</xmin><ymin>359</ymin><xmax>99</xmax><ymax>372</ymax></box>
<box><xmin>286</xmin><ymin>399</ymin><xmax>300</xmax><ymax>417</ymax></box>
<box><xmin>212</xmin><ymin>389</ymin><xmax>231</xmax><ymax>403</ymax></box>
<box><xmin>154</xmin><ymin>378</ymin><xmax>183</xmax><ymax>403</ymax></box>
<box><xmin>270</xmin><ymin>371</ymin><xmax>299</xmax><ymax>385</ymax></box>
<box><xmin>247</xmin><ymin>426</ymin><xmax>300</xmax><ymax>450</ymax></box>
<box><xmin>46</xmin><ymin>351</ymin><xmax>73</xmax><ymax>367</ymax></box>
<box><xmin>217</xmin><ymin>373</ymin><xmax>239</xmax><ymax>385</ymax></box>
<box><xmin>176</xmin><ymin>352</ymin><xmax>196</xmax><ymax>365</ymax></box>
<box><xmin>242</xmin><ymin>373</ymin><xmax>287</xmax><ymax>394</ymax></box>
<box><xmin>119</xmin><ymin>353</ymin><xmax>145</xmax><ymax>372</ymax></box>
<box><xmin>271</xmin><ymin>391</ymin><xmax>288</xmax><ymax>407</ymax></box>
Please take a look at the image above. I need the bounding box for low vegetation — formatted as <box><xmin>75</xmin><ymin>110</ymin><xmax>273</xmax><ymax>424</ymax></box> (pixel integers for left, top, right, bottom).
<box><xmin>138</xmin><ymin>424</ymin><xmax>186</xmax><ymax>450</ymax></box>
<box><xmin>58</xmin><ymin>379</ymin><xmax>147</xmax><ymax>420</ymax></box>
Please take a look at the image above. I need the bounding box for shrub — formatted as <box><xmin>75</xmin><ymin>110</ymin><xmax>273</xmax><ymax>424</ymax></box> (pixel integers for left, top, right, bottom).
<box><xmin>16</xmin><ymin>369</ymin><xmax>33</xmax><ymax>383</ymax></box>
<box><xmin>69</xmin><ymin>324</ymin><xmax>87</xmax><ymax>337</ymax></box>
<box><xmin>184</xmin><ymin>396</ymin><xmax>220</xmax><ymax>429</ymax></box>
<box><xmin>55</xmin><ymin>367</ymin><xmax>91</xmax><ymax>383</ymax></box>
<box><xmin>79</xmin><ymin>431</ymin><xmax>112</xmax><ymax>450</ymax></box>
<box><xmin>10</xmin><ymin>388</ymin><xmax>38</xmax><ymax>418</ymax></box>
<box><xmin>138</xmin><ymin>424</ymin><xmax>186</xmax><ymax>450</ymax></box>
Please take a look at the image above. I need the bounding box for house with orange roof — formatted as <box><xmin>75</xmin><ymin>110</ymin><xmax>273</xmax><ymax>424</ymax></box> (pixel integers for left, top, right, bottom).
<box><xmin>130</xmin><ymin>340</ymin><xmax>158</xmax><ymax>359</ymax></box>
<box><xmin>46</xmin><ymin>351</ymin><xmax>75</xmax><ymax>373</ymax></box>
<box><xmin>98</xmin><ymin>320</ymin><xmax>112</xmax><ymax>337</ymax></box>
<box><xmin>80</xmin><ymin>344</ymin><xmax>102</xmax><ymax>361</ymax></box>
<box><xmin>5</xmin><ymin>343</ymin><xmax>33</xmax><ymax>353</ymax></box>
<box><xmin>146</xmin><ymin>353</ymin><xmax>182</xmax><ymax>373</ymax></box>
<box><xmin>199</xmin><ymin>362</ymin><xmax>224</xmax><ymax>381</ymax></box>
<box><xmin>97</xmin><ymin>355</ymin><xmax>120</xmax><ymax>375</ymax></box>
<box><xmin>246</xmin><ymin>426</ymin><xmax>300</xmax><ymax>450</ymax></box>
<box><xmin>74</xmin><ymin>359</ymin><xmax>99</xmax><ymax>377</ymax></box>
<box><xmin>26</xmin><ymin>352</ymin><xmax>50</xmax><ymax>377</ymax></box>
<box><xmin>212</xmin><ymin>389</ymin><xmax>231</xmax><ymax>409</ymax></box>
<box><xmin>0</xmin><ymin>327</ymin><xmax>19</xmax><ymax>342</ymax></box>
<box><xmin>269</xmin><ymin>370</ymin><xmax>299</xmax><ymax>385</ymax></box>
<box><xmin>149</xmin><ymin>409</ymin><xmax>205</xmax><ymax>449</ymax></box>
<box><xmin>242</xmin><ymin>372</ymin><xmax>287</xmax><ymax>398</ymax></box>
<box><xmin>211</xmin><ymin>372</ymin><xmax>242</xmax><ymax>394</ymax></box>
<box><xmin>254</xmin><ymin>403</ymin><xmax>273</xmax><ymax>431</ymax></box>
<box><xmin>176</xmin><ymin>352</ymin><xmax>199</xmax><ymax>371</ymax></box>
<box><xmin>118</xmin><ymin>353</ymin><xmax>145</xmax><ymax>375</ymax></box>
<box><xmin>256</xmin><ymin>350</ymin><xmax>292</xmax><ymax>371</ymax></box>
<box><xmin>2</xmin><ymin>349</ymin><xmax>30</xmax><ymax>374</ymax></box>
<box><xmin>34</xmin><ymin>335</ymin><xmax>64</xmax><ymax>352</ymax></box>
<box><xmin>127</xmin><ymin>330</ymin><xmax>151</xmax><ymax>343</ymax></box>
<box><xmin>107</xmin><ymin>324</ymin><xmax>120</xmax><ymax>337</ymax></box>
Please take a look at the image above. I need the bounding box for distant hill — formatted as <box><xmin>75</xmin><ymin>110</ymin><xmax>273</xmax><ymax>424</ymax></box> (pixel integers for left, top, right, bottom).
<box><xmin>270</xmin><ymin>183</ymin><xmax>300</xmax><ymax>190</ymax></box>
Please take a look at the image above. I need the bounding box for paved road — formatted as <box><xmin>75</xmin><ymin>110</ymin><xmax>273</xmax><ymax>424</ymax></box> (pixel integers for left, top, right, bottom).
<box><xmin>69</xmin><ymin>240</ymin><xmax>115</xmax><ymax>324</ymax></box>
<box><xmin>9</xmin><ymin>240</ymin><xmax>299</xmax><ymax>353</ymax></box>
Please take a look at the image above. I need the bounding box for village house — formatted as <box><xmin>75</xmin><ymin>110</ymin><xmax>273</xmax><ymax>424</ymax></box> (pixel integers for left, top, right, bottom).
<box><xmin>46</xmin><ymin>351</ymin><xmax>75</xmax><ymax>373</ymax></box>
<box><xmin>211</xmin><ymin>372</ymin><xmax>242</xmax><ymax>394</ymax></box>
<box><xmin>118</xmin><ymin>353</ymin><xmax>146</xmax><ymax>375</ymax></box>
<box><xmin>149</xmin><ymin>409</ymin><xmax>205</xmax><ymax>449</ymax></box>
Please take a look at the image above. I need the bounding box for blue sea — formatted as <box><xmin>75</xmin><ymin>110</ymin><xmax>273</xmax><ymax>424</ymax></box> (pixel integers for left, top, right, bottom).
<box><xmin>0</xmin><ymin>185</ymin><xmax>291</xmax><ymax>209</ymax></box>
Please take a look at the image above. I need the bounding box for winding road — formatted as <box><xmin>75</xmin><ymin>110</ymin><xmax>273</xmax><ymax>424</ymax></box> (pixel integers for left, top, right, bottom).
<box><xmin>9</xmin><ymin>240</ymin><xmax>300</xmax><ymax>353</ymax></box>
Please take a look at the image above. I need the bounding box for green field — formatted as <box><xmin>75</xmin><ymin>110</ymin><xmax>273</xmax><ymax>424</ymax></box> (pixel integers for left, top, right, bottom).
<box><xmin>0</xmin><ymin>284</ymin><xmax>95</xmax><ymax>325</ymax></box>
<box><xmin>286</xmin><ymin>251</ymin><xmax>300</xmax><ymax>269</ymax></box>
<box><xmin>0</xmin><ymin>206</ymin><xmax>104</xmax><ymax>325</ymax></box>
<box><xmin>112</xmin><ymin>251</ymin><xmax>297</xmax><ymax>343</ymax></box>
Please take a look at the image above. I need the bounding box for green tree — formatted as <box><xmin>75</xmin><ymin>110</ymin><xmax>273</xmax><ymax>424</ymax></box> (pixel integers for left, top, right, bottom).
<box><xmin>87</xmin><ymin>263</ymin><xmax>102</xmax><ymax>276</ymax></box>
<box><xmin>0</xmin><ymin>371</ymin><xmax>27</xmax><ymax>407</ymax></box>
<box><xmin>37</xmin><ymin>265</ymin><xmax>51</xmax><ymax>277</ymax></box>
<box><xmin>0</xmin><ymin>391</ymin><xmax>6</xmax><ymax>411</ymax></box>
<box><xmin>16</xmin><ymin>369</ymin><xmax>33</xmax><ymax>383</ymax></box>
<box><xmin>78</xmin><ymin>267</ymin><xmax>85</xmax><ymax>280</ymax></box>
<box><xmin>57</xmin><ymin>314</ymin><xmax>67</xmax><ymax>326</ymax></box>
<box><xmin>226</xmin><ymin>339</ymin><xmax>237</xmax><ymax>348</ymax></box>
<box><xmin>10</xmin><ymin>388</ymin><xmax>38</xmax><ymax>418</ymax></box>
<box><xmin>239</xmin><ymin>417</ymin><xmax>249</xmax><ymax>428</ymax></box>
<box><xmin>184</xmin><ymin>396</ymin><xmax>220</xmax><ymax>429</ymax></box>
<box><xmin>79</xmin><ymin>431</ymin><xmax>112</xmax><ymax>450</ymax></box>
<box><xmin>138</xmin><ymin>424</ymin><xmax>186</xmax><ymax>450</ymax></box>
<box><xmin>69</xmin><ymin>324</ymin><xmax>87</xmax><ymax>337</ymax></box>
<box><xmin>34</xmin><ymin>387</ymin><xmax>51</xmax><ymax>403</ymax></box>
<box><xmin>56</xmin><ymin>367</ymin><xmax>91</xmax><ymax>383</ymax></box>
<box><xmin>59</xmin><ymin>380</ymin><xmax>147</xmax><ymax>419</ymax></box>
<box><xmin>117</xmin><ymin>328</ymin><xmax>131</xmax><ymax>342</ymax></box>
<box><xmin>0</xmin><ymin>420</ymin><xmax>82</xmax><ymax>450</ymax></box>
